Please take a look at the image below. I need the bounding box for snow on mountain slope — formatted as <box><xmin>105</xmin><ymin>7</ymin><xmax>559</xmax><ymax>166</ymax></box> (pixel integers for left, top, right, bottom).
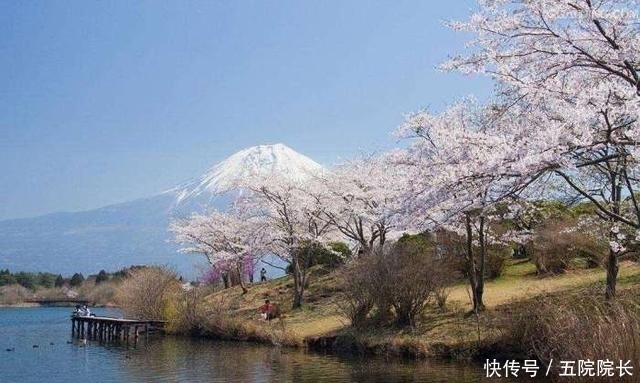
<box><xmin>171</xmin><ymin>143</ymin><xmax>325</xmax><ymax>207</ymax></box>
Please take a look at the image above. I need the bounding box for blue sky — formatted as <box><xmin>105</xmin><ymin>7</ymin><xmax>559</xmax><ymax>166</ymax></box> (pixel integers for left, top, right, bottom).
<box><xmin>0</xmin><ymin>1</ymin><xmax>491</xmax><ymax>220</ymax></box>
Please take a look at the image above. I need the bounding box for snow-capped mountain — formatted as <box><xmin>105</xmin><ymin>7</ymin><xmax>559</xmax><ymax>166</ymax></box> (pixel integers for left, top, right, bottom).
<box><xmin>0</xmin><ymin>144</ymin><xmax>324</xmax><ymax>278</ymax></box>
<box><xmin>171</xmin><ymin>143</ymin><xmax>324</xmax><ymax>208</ymax></box>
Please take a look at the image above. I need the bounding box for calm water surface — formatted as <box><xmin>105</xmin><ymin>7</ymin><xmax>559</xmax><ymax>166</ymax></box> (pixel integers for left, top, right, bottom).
<box><xmin>0</xmin><ymin>307</ymin><xmax>533</xmax><ymax>382</ymax></box>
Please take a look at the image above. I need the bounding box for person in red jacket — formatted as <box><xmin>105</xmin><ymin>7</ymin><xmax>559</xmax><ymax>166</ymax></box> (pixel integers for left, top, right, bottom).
<box><xmin>260</xmin><ymin>299</ymin><xmax>271</xmax><ymax>320</ymax></box>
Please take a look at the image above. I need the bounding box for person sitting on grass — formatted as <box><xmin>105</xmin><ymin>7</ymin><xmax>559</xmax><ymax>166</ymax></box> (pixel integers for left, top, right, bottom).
<box><xmin>260</xmin><ymin>299</ymin><xmax>271</xmax><ymax>321</ymax></box>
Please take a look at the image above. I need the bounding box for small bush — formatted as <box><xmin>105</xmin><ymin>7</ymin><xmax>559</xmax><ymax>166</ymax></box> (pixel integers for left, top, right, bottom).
<box><xmin>386</xmin><ymin>240</ymin><xmax>436</xmax><ymax>326</ymax></box>
<box><xmin>530</xmin><ymin>219</ymin><xmax>574</xmax><ymax>274</ymax></box>
<box><xmin>484</xmin><ymin>246</ymin><xmax>509</xmax><ymax>279</ymax></box>
<box><xmin>116</xmin><ymin>266</ymin><xmax>181</xmax><ymax>320</ymax></box>
<box><xmin>440</xmin><ymin>229</ymin><xmax>507</xmax><ymax>280</ymax></box>
<box><xmin>86</xmin><ymin>282</ymin><xmax>119</xmax><ymax>306</ymax></box>
<box><xmin>0</xmin><ymin>284</ymin><xmax>32</xmax><ymax>305</ymax></box>
<box><xmin>336</xmin><ymin>260</ymin><xmax>375</xmax><ymax>328</ymax></box>
<box><xmin>433</xmin><ymin>286</ymin><xmax>449</xmax><ymax>311</ymax></box>
<box><xmin>167</xmin><ymin>286</ymin><xmax>209</xmax><ymax>335</ymax></box>
<box><xmin>168</xmin><ymin>294</ymin><xmax>296</xmax><ymax>346</ymax></box>
<box><xmin>531</xmin><ymin>217</ymin><xmax>607</xmax><ymax>274</ymax></box>
<box><xmin>33</xmin><ymin>287</ymin><xmax>67</xmax><ymax>300</ymax></box>
<box><xmin>286</xmin><ymin>242</ymin><xmax>350</xmax><ymax>274</ymax></box>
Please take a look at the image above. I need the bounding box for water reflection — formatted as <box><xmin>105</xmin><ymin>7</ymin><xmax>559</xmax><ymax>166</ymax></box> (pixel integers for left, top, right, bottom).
<box><xmin>119</xmin><ymin>336</ymin><xmax>528</xmax><ymax>383</ymax></box>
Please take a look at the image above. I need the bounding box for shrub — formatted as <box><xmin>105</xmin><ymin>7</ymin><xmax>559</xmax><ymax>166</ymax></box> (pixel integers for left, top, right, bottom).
<box><xmin>435</xmin><ymin>229</ymin><xmax>506</xmax><ymax>280</ymax></box>
<box><xmin>573</xmin><ymin>219</ymin><xmax>608</xmax><ymax>268</ymax></box>
<box><xmin>116</xmin><ymin>266</ymin><xmax>181</xmax><ymax>320</ymax></box>
<box><xmin>337</xmin><ymin>260</ymin><xmax>376</xmax><ymax>328</ymax></box>
<box><xmin>0</xmin><ymin>284</ymin><xmax>32</xmax><ymax>305</ymax></box>
<box><xmin>167</xmin><ymin>286</ymin><xmax>209</xmax><ymax>335</ymax></box>
<box><xmin>35</xmin><ymin>287</ymin><xmax>68</xmax><ymax>300</ymax></box>
<box><xmin>484</xmin><ymin>245</ymin><xmax>509</xmax><ymax>279</ymax></box>
<box><xmin>339</xmin><ymin>234</ymin><xmax>459</xmax><ymax>328</ymax></box>
<box><xmin>514</xmin><ymin>293</ymin><xmax>640</xmax><ymax>383</ymax></box>
<box><xmin>384</xmin><ymin>238</ymin><xmax>431</xmax><ymax>326</ymax></box>
<box><xmin>530</xmin><ymin>218</ymin><xmax>575</xmax><ymax>274</ymax></box>
<box><xmin>530</xmin><ymin>216</ymin><xmax>607</xmax><ymax>274</ymax></box>
<box><xmin>286</xmin><ymin>241</ymin><xmax>350</xmax><ymax>274</ymax></box>
<box><xmin>86</xmin><ymin>282</ymin><xmax>119</xmax><ymax>306</ymax></box>
<box><xmin>433</xmin><ymin>286</ymin><xmax>449</xmax><ymax>311</ymax></box>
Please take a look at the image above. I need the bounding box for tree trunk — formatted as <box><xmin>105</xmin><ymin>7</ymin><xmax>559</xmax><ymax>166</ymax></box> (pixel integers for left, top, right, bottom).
<box><xmin>605</xmin><ymin>248</ymin><xmax>619</xmax><ymax>301</ymax></box>
<box><xmin>292</xmin><ymin>249</ymin><xmax>311</xmax><ymax>309</ymax></box>
<box><xmin>476</xmin><ymin>215</ymin><xmax>486</xmax><ymax>312</ymax></box>
<box><xmin>221</xmin><ymin>273</ymin><xmax>229</xmax><ymax>289</ymax></box>
<box><xmin>358</xmin><ymin>241</ymin><xmax>372</xmax><ymax>258</ymax></box>
<box><xmin>465</xmin><ymin>215</ymin><xmax>480</xmax><ymax>314</ymax></box>
<box><xmin>605</xmin><ymin>172</ymin><xmax>622</xmax><ymax>301</ymax></box>
<box><xmin>292</xmin><ymin>257</ymin><xmax>305</xmax><ymax>309</ymax></box>
<box><xmin>291</xmin><ymin>245</ymin><xmax>315</xmax><ymax>309</ymax></box>
<box><xmin>465</xmin><ymin>213</ymin><xmax>486</xmax><ymax>314</ymax></box>
<box><xmin>235</xmin><ymin>264</ymin><xmax>248</xmax><ymax>295</ymax></box>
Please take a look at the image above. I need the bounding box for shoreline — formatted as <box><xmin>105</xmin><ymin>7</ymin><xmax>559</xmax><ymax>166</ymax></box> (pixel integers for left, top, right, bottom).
<box><xmin>0</xmin><ymin>302</ymin><xmax>118</xmax><ymax>308</ymax></box>
<box><xmin>0</xmin><ymin>302</ymin><xmax>40</xmax><ymax>308</ymax></box>
<box><xmin>161</xmin><ymin>320</ymin><xmax>526</xmax><ymax>362</ymax></box>
<box><xmin>167</xmin><ymin>262</ymin><xmax>640</xmax><ymax>362</ymax></box>
<box><xmin>303</xmin><ymin>331</ymin><xmax>525</xmax><ymax>361</ymax></box>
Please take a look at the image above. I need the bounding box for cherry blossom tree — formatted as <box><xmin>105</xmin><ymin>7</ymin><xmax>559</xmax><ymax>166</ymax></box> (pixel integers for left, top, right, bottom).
<box><xmin>318</xmin><ymin>155</ymin><xmax>404</xmax><ymax>256</ymax></box>
<box><xmin>445</xmin><ymin>0</ymin><xmax>640</xmax><ymax>299</ymax></box>
<box><xmin>235</xmin><ymin>174</ymin><xmax>337</xmax><ymax>309</ymax></box>
<box><xmin>395</xmin><ymin>100</ymin><xmax>542</xmax><ymax>313</ymax></box>
<box><xmin>170</xmin><ymin>210</ymin><xmax>268</xmax><ymax>294</ymax></box>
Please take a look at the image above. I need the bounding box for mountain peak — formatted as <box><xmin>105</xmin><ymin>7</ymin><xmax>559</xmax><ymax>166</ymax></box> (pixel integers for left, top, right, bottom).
<box><xmin>173</xmin><ymin>143</ymin><xmax>324</xmax><ymax>205</ymax></box>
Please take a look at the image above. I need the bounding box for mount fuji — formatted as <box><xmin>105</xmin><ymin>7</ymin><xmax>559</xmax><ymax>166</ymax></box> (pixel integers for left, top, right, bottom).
<box><xmin>0</xmin><ymin>144</ymin><xmax>325</xmax><ymax>278</ymax></box>
<box><xmin>169</xmin><ymin>143</ymin><xmax>324</xmax><ymax>213</ymax></box>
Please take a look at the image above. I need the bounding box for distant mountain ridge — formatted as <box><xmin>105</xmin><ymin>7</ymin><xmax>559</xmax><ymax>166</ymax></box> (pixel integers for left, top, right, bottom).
<box><xmin>0</xmin><ymin>144</ymin><xmax>324</xmax><ymax>278</ymax></box>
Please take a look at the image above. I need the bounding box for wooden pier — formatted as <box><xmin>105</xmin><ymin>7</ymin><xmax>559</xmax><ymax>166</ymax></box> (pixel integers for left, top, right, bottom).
<box><xmin>71</xmin><ymin>315</ymin><xmax>165</xmax><ymax>343</ymax></box>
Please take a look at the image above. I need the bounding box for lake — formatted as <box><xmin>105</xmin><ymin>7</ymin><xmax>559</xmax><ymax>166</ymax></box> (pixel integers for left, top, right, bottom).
<box><xmin>0</xmin><ymin>307</ymin><xmax>536</xmax><ymax>382</ymax></box>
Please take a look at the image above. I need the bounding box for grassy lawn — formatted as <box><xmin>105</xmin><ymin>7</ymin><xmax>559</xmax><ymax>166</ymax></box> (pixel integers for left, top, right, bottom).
<box><xmin>201</xmin><ymin>259</ymin><xmax>640</xmax><ymax>357</ymax></box>
<box><xmin>448</xmin><ymin>260</ymin><xmax>640</xmax><ymax>309</ymax></box>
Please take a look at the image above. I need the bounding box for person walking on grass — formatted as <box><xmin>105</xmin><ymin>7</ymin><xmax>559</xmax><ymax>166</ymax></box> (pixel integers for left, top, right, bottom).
<box><xmin>260</xmin><ymin>267</ymin><xmax>267</xmax><ymax>282</ymax></box>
